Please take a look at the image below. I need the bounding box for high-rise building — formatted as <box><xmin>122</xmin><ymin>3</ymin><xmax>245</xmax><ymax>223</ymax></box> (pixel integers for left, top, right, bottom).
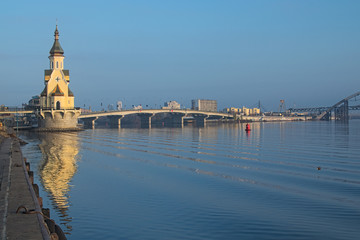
<box><xmin>191</xmin><ymin>99</ymin><xmax>217</xmax><ymax>112</ymax></box>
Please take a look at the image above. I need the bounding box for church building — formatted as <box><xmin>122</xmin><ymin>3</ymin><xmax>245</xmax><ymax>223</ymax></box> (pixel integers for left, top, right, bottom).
<box><xmin>37</xmin><ymin>26</ymin><xmax>81</xmax><ymax>130</ymax></box>
<box><xmin>40</xmin><ymin>25</ymin><xmax>74</xmax><ymax>110</ymax></box>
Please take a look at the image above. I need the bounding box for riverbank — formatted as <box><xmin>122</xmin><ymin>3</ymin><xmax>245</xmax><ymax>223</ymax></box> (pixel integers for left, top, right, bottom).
<box><xmin>0</xmin><ymin>129</ymin><xmax>63</xmax><ymax>239</ymax></box>
<box><xmin>239</xmin><ymin>115</ymin><xmax>311</xmax><ymax>122</ymax></box>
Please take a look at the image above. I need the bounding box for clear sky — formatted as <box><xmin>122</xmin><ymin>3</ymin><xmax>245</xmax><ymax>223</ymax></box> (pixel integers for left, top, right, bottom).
<box><xmin>1</xmin><ymin>0</ymin><xmax>359</xmax><ymax>111</ymax></box>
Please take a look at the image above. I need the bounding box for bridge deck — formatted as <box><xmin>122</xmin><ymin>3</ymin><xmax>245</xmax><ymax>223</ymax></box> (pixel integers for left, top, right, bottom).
<box><xmin>78</xmin><ymin>109</ymin><xmax>233</xmax><ymax>119</ymax></box>
<box><xmin>0</xmin><ymin>109</ymin><xmax>233</xmax><ymax>119</ymax></box>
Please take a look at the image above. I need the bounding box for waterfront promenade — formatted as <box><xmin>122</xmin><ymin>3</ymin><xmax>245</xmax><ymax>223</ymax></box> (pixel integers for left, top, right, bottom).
<box><xmin>0</xmin><ymin>130</ymin><xmax>50</xmax><ymax>239</ymax></box>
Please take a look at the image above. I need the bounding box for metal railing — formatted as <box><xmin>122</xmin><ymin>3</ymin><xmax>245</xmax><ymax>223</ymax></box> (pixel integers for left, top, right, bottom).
<box><xmin>38</xmin><ymin>107</ymin><xmax>81</xmax><ymax>111</ymax></box>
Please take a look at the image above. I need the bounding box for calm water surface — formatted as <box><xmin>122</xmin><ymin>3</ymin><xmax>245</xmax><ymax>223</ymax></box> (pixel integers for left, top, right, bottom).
<box><xmin>20</xmin><ymin>121</ymin><xmax>360</xmax><ymax>239</ymax></box>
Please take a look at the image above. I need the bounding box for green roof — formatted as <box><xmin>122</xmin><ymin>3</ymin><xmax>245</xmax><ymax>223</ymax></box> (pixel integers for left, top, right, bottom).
<box><xmin>49</xmin><ymin>40</ymin><xmax>64</xmax><ymax>55</ymax></box>
<box><xmin>62</xmin><ymin>70</ymin><xmax>69</xmax><ymax>76</ymax></box>
<box><xmin>40</xmin><ymin>86</ymin><xmax>47</xmax><ymax>96</ymax></box>
<box><xmin>68</xmin><ymin>87</ymin><xmax>74</xmax><ymax>97</ymax></box>
<box><xmin>45</xmin><ymin>70</ymin><xmax>53</xmax><ymax>76</ymax></box>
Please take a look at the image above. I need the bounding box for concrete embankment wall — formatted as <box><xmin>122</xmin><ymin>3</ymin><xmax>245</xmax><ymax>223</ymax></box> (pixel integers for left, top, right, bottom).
<box><xmin>0</xmin><ymin>130</ymin><xmax>66</xmax><ymax>239</ymax></box>
<box><xmin>0</xmin><ymin>132</ymin><xmax>49</xmax><ymax>239</ymax></box>
<box><xmin>240</xmin><ymin>115</ymin><xmax>310</xmax><ymax>122</ymax></box>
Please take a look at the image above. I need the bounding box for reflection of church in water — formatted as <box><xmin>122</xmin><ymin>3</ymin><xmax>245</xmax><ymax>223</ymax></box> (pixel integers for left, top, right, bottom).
<box><xmin>38</xmin><ymin>132</ymin><xmax>80</xmax><ymax>233</ymax></box>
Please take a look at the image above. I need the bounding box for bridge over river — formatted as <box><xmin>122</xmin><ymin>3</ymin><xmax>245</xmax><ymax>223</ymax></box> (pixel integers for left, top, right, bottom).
<box><xmin>288</xmin><ymin>91</ymin><xmax>360</xmax><ymax>121</ymax></box>
<box><xmin>78</xmin><ymin>109</ymin><xmax>234</xmax><ymax>128</ymax></box>
<box><xmin>2</xmin><ymin>91</ymin><xmax>359</xmax><ymax>128</ymax></box>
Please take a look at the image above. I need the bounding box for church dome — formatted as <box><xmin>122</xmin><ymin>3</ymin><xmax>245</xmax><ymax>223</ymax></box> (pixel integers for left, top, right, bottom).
<box><xmin>49</xmin><ymin>26</ymin><xmax>64</xmax><ymax>55</ymax></box>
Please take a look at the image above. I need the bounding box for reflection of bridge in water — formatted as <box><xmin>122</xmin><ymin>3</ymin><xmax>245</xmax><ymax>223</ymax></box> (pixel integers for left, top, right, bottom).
<box><xmin>78</xmin><ymin>109</ymin><xmax>234</xmax><ymax>128</ymax></box>
<box><xmin>288</xmin><ymin>91</ymin><xmax>360</xmax><ymax>121</ymax></box>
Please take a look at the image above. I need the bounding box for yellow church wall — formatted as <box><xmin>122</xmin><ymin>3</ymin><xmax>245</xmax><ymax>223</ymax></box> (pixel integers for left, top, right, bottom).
<box><xmin>46</xmin><ymin>72</ymin><xmax>66</xmax><ymax>91</ymax></box>
<box><xmin>50</xmin><ymin>96</ymin><xmax>74</xmax><ymax>110</ymax></box>
<box><xmin>39</xmin><ymin>95</ymin><xmax>74</xmax><ymax>110</ymax></box>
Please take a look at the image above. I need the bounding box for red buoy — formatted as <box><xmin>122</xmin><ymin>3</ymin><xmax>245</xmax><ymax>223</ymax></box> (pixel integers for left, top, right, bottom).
<box><xmin>245</xmin><ymin>123</ymin><xmax>251</xmax><ymax>132</ymax></box>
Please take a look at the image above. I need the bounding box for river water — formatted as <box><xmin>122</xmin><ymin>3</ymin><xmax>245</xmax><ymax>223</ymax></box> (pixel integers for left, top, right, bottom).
<box><xmin>20</xmin><ymin>120</ymin><xmax>360</xmax><ymax>240</ymax></box>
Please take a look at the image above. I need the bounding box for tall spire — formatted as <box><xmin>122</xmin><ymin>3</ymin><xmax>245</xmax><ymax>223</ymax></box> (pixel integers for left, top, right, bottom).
<box><xmin>50</xmin><ymin>25</ymin><xmax>64</xmax><ymax>56</ymax></box>
<box><xmin>54</xmin><ymin>25</ymin><xmax>59</xmax><ymax>40</ymax></box>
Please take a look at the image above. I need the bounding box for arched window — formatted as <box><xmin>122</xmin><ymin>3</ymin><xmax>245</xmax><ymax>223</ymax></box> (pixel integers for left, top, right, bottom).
<box><xmin>51</xmin><ymin>62</ymin><xmax>53</xmax><ymax>69</ymax></box>
<box><xmin>56</xmin><ymin>61</ymin><xmax>59</xmax><ymax>68</ymax></box>
<box><xmin>56</xmin><ymin>101</ymin><xmax>61</xmax><ymax>110</ymax></box>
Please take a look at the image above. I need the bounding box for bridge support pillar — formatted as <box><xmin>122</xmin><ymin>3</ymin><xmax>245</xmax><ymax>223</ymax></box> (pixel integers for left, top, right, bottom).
<box><xmin>193</xmin><ymin>115</ymin><xmax>208</xmax><ymax>127</ymax></box>
<box><xmin>139</xmin><ymin>114</ymin><xmax>154</xmax><ymax>128</ymax></box>
<box><xmin>344</xmin><ymin>100</ymin><xmax>349</xmax><ymax>121</ymax></box>
<box><xmin>109</xmin><ymin>116</ymin><xmax>124</xmax><ymax>128</ymax></box>
<box><xmin>164</xmin><ymin>113</ymin><xmax>185</xmax><ymax>128</ymax></box>
<box><xmin>321</xmin><ymin>112</ymin><xmax>330</xmax><ymax>121</ymax></box>
<box><xmin>335</xmin><ymin>108</ymin><xmax>340</xmax><ymax>120</ymax></box>
<box><xmin>335</xmin><ymin>100</ymin><xmax>349</xmax><ymax>121</ymax></box>
<box><xmin>82</xmin><ymin>117</ymin><xmax>98</xmax><ymax>129</ymax></box>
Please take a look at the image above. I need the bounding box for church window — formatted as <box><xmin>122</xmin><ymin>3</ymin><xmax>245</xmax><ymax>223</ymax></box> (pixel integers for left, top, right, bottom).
<box><xmin>51</xmin><ymin>62</ymin><xmax>53</xmax><ymax>69</ymax></box>
<box><xmin>56</xmin><ymin>61</ymin><xmax>59</xmax><ymax>68</ymax></box>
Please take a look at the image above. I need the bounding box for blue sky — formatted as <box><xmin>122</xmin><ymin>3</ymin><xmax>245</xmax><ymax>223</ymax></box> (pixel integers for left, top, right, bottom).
<box><xmin>1</xmin><ymin>0</ymin><xmax>359</xmax><ymax>111</ymax></box>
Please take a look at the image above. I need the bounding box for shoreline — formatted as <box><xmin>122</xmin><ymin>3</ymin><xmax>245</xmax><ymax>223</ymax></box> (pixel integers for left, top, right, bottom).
<box><xmin>0</xmin><ymin>129</ymin><xmax>66</xmax><ymax>239</ymax></box>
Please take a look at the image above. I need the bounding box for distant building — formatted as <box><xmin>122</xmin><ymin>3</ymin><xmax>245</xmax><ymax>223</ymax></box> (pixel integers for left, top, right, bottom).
<box><xmin>0</xmin><ymin>105</ymin><xmax>7</xmax><ymax>111</ymax></box>
<box><xmin>26</xmin><ymin>95</ymin><xmax>40</xmax><ymax>110</ymax></box>
<box><xmin>81</xmin><ymin>108</ymin><xmax>92</xmax><ymax>114</ymax></box>
<box><xmin>226</xmin><ymin>106</ymin><xmax>260</xmax><ymax>116</ymax></box>
<box><xmin>162</xmin><ymin>101</ymin><xmax>180</xmax><ymax>110</ymax></box>
<box><xmin>133</xmin><ymin>105</ymin><xmax>142</xmax><ymax>110</ymax></box>
<box><xmin>117</xmin><ymin>101</ymin><xmax>123</xmax><ymax>110</ymax></box>
<box><xmin>228</xmin><ymin>107</ymin><xmax>241</xmax><ymax>114</ymax></box>
<box><xmin>108</xmin><ymin>104</ymin><xmax>114</xmax><ymax>111</ymax></box>
<box><xmin>191</xmin><ymin>99</ymin><xmax>217</xmax><ymax>112</ymax></box>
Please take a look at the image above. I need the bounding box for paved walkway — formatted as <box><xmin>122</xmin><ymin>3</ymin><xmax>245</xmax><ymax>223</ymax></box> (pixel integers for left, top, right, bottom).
<box><xmin>0</xmin><ymin>134</ymin><xmax>48</xmax><ymax>239</ymax></box>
